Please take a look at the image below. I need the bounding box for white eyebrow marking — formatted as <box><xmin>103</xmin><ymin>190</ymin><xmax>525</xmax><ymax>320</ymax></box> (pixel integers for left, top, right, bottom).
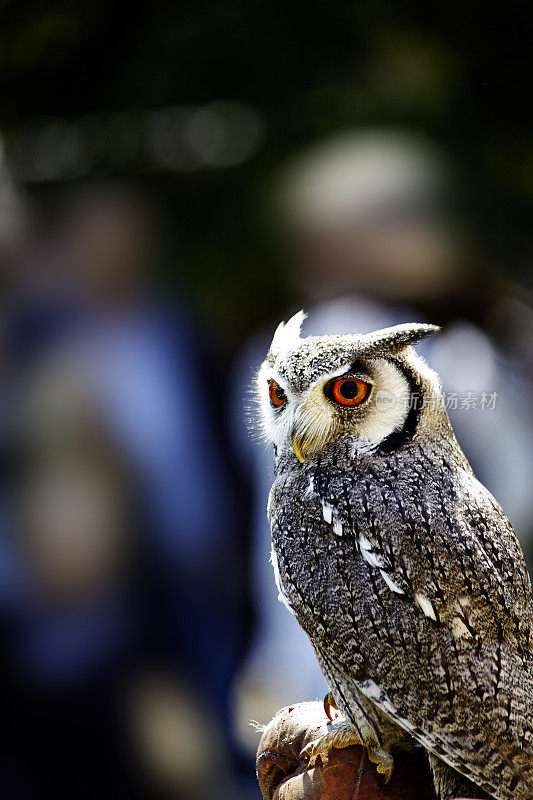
<box><xmin>319</xmin><ymin>363</ymin><xmax>354</xmax><ymax>382</ymax></box>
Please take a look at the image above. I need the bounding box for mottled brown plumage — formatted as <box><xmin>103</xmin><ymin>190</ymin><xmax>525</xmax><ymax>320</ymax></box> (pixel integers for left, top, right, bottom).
<box><xmin>257</xmin><ymin>312</ymin><xmax>533</xmax><ymax>800</ymax></box>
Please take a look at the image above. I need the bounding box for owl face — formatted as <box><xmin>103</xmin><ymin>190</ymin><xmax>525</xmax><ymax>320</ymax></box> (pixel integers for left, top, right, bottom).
<box><xmin>257</xmin><ymin>311</ymin><xmax>441</xmax><ymax>462</ymax></box>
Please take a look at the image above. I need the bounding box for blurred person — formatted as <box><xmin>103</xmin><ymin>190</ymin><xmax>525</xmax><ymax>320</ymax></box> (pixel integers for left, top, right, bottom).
<box><xmin>14</xmin><ymin>357</ymin><xmax>132</xmax><ymax>608</ymax></box>
<box><xmin>56</xmin><ymin>185</ymin><xmax>250</xmax><ymax>730</ymax></box>
<box><xmin>0</xmin><ymin>353</ymin><xmax>145</xmax><ymax>797</ymax></box>
<box><xmin>0</xmin><ymin>183</ymin><xmax>251</xmax><ymax>798</ymax></box>
<box><xmin>277</xmin><ymin>131</ymin><xmax>463</xmax><ymax>306</ymax></box>
<box><xmin>232</xmin><ymin>130</ymin><xmax>533</xmax><ymax>750</ymax></box>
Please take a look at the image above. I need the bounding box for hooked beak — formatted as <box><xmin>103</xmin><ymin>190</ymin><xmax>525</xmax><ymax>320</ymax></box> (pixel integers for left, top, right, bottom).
<box><xmin>291</xmin><ymin>434</ymin><xmax>307</xmax><ymax>463</ymax></box>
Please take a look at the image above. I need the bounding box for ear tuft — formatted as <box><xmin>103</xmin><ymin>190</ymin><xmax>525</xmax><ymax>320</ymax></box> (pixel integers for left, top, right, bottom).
<box><xmin>365</xmin><ymin>323</ymin><xmax>440</xmax><ymax>355</ymax></box>
<box><xmin>270</xmin><ymin>310</ymin><xmax>307</xmax><ymax>356</ymax></box>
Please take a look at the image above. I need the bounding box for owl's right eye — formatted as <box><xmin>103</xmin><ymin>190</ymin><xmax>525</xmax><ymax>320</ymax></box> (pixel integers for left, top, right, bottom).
<box><xmin>268</xmin><ymin>379</ymin><xmax>287</xmax><ymax>409</ymax></box>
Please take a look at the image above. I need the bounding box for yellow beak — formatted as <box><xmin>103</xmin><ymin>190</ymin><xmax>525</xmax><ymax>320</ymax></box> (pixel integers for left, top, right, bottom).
<box><xmin>292</xmin><ymin>435</ymin><xmax>306</xmax><ymax>463</ymax></box>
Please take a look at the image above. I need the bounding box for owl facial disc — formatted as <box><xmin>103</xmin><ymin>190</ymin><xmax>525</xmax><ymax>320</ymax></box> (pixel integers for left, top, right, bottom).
<box><xmin>257</xmin><ymin>312</ymin><xmax>440</xmax><ymax>460</ymax></box>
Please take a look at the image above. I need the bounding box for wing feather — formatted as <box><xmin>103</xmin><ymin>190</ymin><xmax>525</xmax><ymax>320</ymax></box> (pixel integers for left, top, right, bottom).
<box><xmin>311</xmin><ymin>454</ymin><xmax>533</xmax><ymax>800</ymax></box>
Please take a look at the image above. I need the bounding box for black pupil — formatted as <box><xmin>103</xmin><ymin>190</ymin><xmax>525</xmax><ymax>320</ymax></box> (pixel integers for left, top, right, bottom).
<box><xmin>339</xmin><ymin>380</ymin><xmax>359</xmax><ymax>399</ymax></box>
<box><xmin>275</xmin><ymin>385</ymin><xmax>285</xmax><ymax>401</ymax></box>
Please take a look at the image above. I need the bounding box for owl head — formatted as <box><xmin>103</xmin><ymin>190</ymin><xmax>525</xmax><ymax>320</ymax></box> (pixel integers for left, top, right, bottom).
<box><xmin>257</xmin><ymin>311</ymin><xmax>444</xmax><ymax>462</ymax></box>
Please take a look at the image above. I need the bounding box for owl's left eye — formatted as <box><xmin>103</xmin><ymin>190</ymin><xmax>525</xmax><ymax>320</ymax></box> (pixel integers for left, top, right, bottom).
<box><xmin>268</xmin><ymin>379</ymin><xmax>287</xmax><ymax>408</ymax></box>
<box><xmin>328</xmin><ymin>378</ymin><xmax>370</xmax><ymax>407</ymax></box>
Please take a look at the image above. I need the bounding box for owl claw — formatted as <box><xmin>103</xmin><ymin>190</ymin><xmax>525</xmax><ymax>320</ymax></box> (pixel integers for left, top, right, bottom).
<box><xmin>299</xmin><ymin>719</ymin><xmax>362</xmax><ymax>760</ymax></box>
<box><xmin>300</xmin><ymin>725</ymin><xmax>394</xmax><ymax>783</ymax></box>
<box><xmin>367</xmin><ymin>744</ymin><xmax>394</xmax><ymax>783</ymax></box>
<box><xmin>324</xmin><ymin>691</ymin><xmax>341</xmax><ymax>721</ymax></box>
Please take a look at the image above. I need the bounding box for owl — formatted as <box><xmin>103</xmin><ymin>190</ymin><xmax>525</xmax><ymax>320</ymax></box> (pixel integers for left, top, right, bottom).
<box><xmin>257</xmin><ymin>311</ymin><xmax>533</xmax><ymax>800</ymax></box>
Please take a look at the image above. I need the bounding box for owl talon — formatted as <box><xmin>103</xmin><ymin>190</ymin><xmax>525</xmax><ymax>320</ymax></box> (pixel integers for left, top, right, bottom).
<box><xmin>324</xmin><ymin>691</ymin><xmax>341</xmax><ymax>721</ymax></box>
<box><xmin>367</xmin><ymin>744</ymin><xmax>394</xmax><ymax>783</ymax></box>
<box><xmin>299</xmin><ymin>719</ymin><xmax>362</xmax><ymax>760</ymax></box>
<box><xmin>299</xmin><ymin>722</ymin><xmax>394</xmax><ymax>783</ymax></box>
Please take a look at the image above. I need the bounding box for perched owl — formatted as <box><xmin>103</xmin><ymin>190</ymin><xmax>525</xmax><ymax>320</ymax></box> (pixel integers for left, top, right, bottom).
<box><xmin>257</xmin><ymin>311</ymin><xmax>533</xmax><ymax>800</ymax></box>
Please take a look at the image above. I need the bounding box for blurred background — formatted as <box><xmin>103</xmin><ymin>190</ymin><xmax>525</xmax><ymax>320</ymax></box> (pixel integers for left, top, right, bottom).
<box><xmin>0</xmin><ymin>2</ymin><xmax>532</xmax><ymax>798</ymax></box>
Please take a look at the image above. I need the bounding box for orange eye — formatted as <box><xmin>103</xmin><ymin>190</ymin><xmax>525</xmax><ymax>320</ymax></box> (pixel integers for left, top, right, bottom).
<box><xmin>269</xmin><ymin>379</ymin><xmax>287</xmax><ymax>408</ymax></box>
<box><xmin>330</xmin><ymin>378</ymin><xmax>370</xmax><ymax>407</ymax></box>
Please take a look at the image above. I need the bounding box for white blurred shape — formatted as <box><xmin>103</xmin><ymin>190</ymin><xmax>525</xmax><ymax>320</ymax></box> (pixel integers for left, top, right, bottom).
<box><xmin>280</xmin><ymin>129</ymin><xmax>447</xmax><ymax>226</ymax></box>
<box><xmin>10</xmin><ymin>102</ymin><xmax>264</xmax><ymax>180</ymax></box>
<box><xmin>185</xmin><ymin>101</ymin><xmax>263</xmax><ymax>167</ymax></box>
